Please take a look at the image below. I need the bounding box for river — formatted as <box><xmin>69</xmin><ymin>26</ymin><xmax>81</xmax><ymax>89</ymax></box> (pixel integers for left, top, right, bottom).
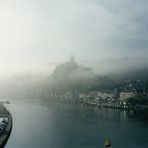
<box><xmin>4</xmin><ymin>101</ymin><xmax>148</xmax><ymax>148</ymax></box>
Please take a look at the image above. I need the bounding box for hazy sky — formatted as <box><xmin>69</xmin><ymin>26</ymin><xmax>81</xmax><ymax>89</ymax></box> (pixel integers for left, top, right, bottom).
<box><xmin>0</xmin><ymin>0</ymin><xmax>148</xmax><ymax>78</ymax></box>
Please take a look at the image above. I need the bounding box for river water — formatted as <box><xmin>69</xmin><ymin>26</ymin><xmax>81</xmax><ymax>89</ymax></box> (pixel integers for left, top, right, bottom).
<box><xmin>4</xmin><ymin>101</ymin><xmax>148</xmax><ymax>148</ymax></box>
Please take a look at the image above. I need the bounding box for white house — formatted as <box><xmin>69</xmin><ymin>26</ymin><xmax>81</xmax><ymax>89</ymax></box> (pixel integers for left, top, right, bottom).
<box><xmin>119</xmin><ymin>92</ymin><xmax>135</xmax><ymax>101</ymax></box>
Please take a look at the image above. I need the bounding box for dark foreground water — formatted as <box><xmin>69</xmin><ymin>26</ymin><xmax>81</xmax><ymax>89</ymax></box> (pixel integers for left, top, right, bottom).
<box><xmin>5</xmin><ymin>101</ymin><xmax>148</xmax><ymax>148</ymax></box>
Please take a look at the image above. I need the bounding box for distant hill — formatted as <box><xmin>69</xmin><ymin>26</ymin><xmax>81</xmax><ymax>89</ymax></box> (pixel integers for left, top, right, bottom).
<box><xmin>108</xmin><ymin>67</ymin><xmax>148</xmax><ymax>81</ymax></box>
<box><xmin>0</xmin><ymin>74</ymin><xmax>45</xmax><ymax>99</ymax></box>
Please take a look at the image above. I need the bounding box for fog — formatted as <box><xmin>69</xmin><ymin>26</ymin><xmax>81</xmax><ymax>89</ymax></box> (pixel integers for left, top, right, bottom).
<box><xmin>0</xmin><ymin>0</ymin><xmax>148</xmax><ymax>98</ymax></box>
<box><xmin>0</xmin><ymin>55</ymin><xmax>147</xmax><ymax>100</ymax></box>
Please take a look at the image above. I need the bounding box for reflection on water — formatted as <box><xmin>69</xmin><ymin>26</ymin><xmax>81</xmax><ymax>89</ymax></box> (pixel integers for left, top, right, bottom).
<box><xmin>5</xmin><ymin>101</ymin><xmax>148</xmax><ymax>148</ymax></box>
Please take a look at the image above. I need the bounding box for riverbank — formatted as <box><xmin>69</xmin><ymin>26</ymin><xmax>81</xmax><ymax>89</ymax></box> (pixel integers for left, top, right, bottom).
<box><xmin>0</xmin><ymin>103</ymin><xmax>12</xmax><ymax>148</ymax></box>
<box><xmin>46</xmin><ymin>99</ymin><xmax>148</xmax><ymax>119</ymax></box>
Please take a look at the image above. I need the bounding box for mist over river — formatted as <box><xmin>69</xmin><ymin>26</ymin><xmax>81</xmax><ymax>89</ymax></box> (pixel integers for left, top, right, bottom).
<box><xmin>4</xmin><ymin>100</ymin><xmax>148</xmax><ymax>148</ymax></box>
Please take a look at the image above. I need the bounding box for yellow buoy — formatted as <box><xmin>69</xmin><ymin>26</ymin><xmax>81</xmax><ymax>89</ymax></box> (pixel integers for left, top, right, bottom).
<box><xmin>104</xmin><ymin>138</ymin><xmax>111</xmax><ymax>147</ymax></box>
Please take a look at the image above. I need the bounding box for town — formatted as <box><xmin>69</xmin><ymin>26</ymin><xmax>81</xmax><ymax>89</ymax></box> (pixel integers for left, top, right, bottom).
<box><xmin>44</xmin><ymin>79</ymin><xmax>148</xmax><ymax>115</ymax></box>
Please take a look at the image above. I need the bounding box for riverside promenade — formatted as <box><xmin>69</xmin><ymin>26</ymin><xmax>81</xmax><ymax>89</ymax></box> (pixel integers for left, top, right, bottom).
<box><xmin>0</xmin><ymin>104</ymin><xmax>12</xmax><ymax>148</ymax></box>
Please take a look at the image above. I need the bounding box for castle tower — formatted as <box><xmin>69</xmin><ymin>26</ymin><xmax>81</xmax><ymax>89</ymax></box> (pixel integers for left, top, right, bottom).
<box><xmin>69</xmin><ymin>55</ymin><xmax>75</xmax><ymax>63</ymax></box>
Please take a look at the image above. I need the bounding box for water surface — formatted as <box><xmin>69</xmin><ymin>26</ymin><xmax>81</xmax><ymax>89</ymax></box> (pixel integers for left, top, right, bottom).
<box><xmin>5</xmin><ymin>101</ymin><xmax>148</xmax><ymax>148</ymax></box>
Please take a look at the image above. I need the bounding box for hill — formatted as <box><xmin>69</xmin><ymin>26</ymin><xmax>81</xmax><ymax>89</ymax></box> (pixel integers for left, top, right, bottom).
<box><xmin>45</xmin><ymin>56</ymin><xmax>116</xmax><ymax>93</ymax></box>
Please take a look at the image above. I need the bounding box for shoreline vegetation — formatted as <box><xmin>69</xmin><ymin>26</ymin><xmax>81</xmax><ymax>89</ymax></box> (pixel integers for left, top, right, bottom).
<box><xmin>0</xmin><ymin>103</ymin><xmax>12</xmax><ymax>148</ymax></box>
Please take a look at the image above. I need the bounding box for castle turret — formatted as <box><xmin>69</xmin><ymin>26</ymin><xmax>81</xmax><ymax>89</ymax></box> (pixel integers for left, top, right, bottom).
<box><xmin>69</xmin><ymin>55</ymin><xmax>75</xmax><ymax>63</ymax></box>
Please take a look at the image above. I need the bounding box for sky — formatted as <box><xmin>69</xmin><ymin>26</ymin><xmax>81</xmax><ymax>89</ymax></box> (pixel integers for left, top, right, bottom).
<box><xmin>0</xmin><ymin>0</ymin><xmax>148</xmax><ymax>78</ymax></box>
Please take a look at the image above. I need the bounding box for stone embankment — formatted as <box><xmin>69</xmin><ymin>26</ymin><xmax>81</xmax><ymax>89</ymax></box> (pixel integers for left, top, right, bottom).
<box><xmin>0</xmin><ymin>104</ymin><xmax>12</xmax><ymax>148</ymax></box>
